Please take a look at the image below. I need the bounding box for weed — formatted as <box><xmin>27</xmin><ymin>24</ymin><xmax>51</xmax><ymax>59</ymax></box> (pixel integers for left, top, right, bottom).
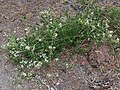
<box><xmin>3</xmin><ymin>2</ymin><xmax>120</xmax><ymax>78</ymax></box>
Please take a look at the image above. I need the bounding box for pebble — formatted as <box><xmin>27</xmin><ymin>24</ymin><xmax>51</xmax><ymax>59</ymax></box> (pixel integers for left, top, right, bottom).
<box><xmin>0</xmin><ymin>0</ymin><xmax>4</xmax><ymax>3</ymax></box>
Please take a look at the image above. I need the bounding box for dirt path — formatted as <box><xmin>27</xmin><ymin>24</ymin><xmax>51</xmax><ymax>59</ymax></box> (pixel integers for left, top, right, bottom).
<box><xmin>0</xmin><ymin>0</ymin><xmax>120</xmax><ymax>90</ymax></box>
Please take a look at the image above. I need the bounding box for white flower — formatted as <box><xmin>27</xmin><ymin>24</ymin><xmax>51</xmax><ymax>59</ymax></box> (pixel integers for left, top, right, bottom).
<box><xmin>109</xmin><ymin>34</ymin><xmax>112</xmax><ymax>37</ymax></box>
<box><xmin>28</xmin><ymin>73</ymin><xmax>33</xmax><ymax>77</ymax></box>
<box><xmin>53</xmin><ymin>46</ymin><xmax>56</xmax><ymax>49</ymax></box>
<box><xmin>28</xmin><ymin>63</ymin><xmax>33</xmax><ymax>67</ymax></box>
<box><xmin>50</xmin><ymin>21</ymin><xmax>52</xmax><ymax>24</ymax></box>
<box><xmin>50</xmin><ymin>18</ymin><xmax>52</xmax><ymax>21</ymax></box>
<box><xmin>97</xmin><ymin>34</ymin><xmax>100</xmax><ymax>36</ymax></box>
<box><xmin>66</xmin><ymin>63</ymin><xmax>69</xmax><ymax>68</ymax></box>
<box><xmin>14</xmin><ymin>54</ymin><xmax>18</xmax><ymax>57</ymax></box>
<box><xmin>6</xmin><ymin>43</ymin><xmax>10</xmax><ymax>47</ymax></box>
<box><xmin>48</xmin><ymin>46</ymin><xmax>52</xmax><ymax>49</ymax></box>
<box><xmin>45</xmin><ymin>58</ymin><xmax>49</xmax><ymax>62</ymax></box>
<box><xmin>38</xmin><ymin>39</ymin><xmax>42</xmax><ymax>41</ymax></box>
<box><xmin>59</xmin><ymin>23</ymin><xmax>62</xmax><ymax>28</ymax></box>
<box><xmin>14</xmin><ymin>54</ymin><xmax>17</xmax><ymax>57</ymax></box>
<box><xmin>88</xmin><ymin>38</ymin><xmax>90</xmax><ymax>40</ymax></box>
<box><xmin>55</xmin><ymin>73</ymin><xmax>59</xmax><ymax>77</ymax></box>
<box><xmin>14</xmin><ymin>31</ymin><xmax>16</xmax><ymax>33</ymax></box>
<box><xmin>103</xmin><ymin>33</ymin><xmax>105</xmax><ymax>36</ymax></box>
<box><xmin>55</xmin><ymin>28</ymin><xmax>58</xmax><ymax>31</ymax></box>
<box><xmin>42</xmin><ymin>53</ymin><xmax>46</xmax><ymax>57</ymax></box>
<box><xmin>25</xmin><ymin>46</ymin><xmax>30</xmax><ymax>50</ymax></box>
<box><xmin>33</xmin><ymin>61</ymin><xmax>37</xmax><ymax>64</ymax></box>
<box><xmin>109</xmin><ymin>31</ymin><xmax>113</xmax><ymax>34</ymax></box>
<box><xmin>1</xmin><ymin>44</ymin><xmax>6</xmax><ymax>49</ymax></box>
<box><xmin>24</xmin><ymin>28</ymin><xmax>29</xmax><ymax>34</ymax></box>
<box><xmin>35</xmin><ymin>27</ymin><xmax>38</xmax><ymax>30</ymax></box>
<box><xmin>50</xmin><ymin>87</ymin><xmax>54</xmax><ymax>90</ymax></box>
<box><xmin>10</xmin><ymin>51</ymin><xmax>14</xmax><ymax>54</ymax></box>
<box><xmin>20</xmin><ymin>37</ymin><xmax>23</xmax><ymax>40</ymax></box>
<box><xmin>55</xmin><ymin>58</ymin><xmax>59</xmax><ymax>61</ymax></box>
<box><xmin>15</xmin><ymin>51</ymin><xmax>20</xmax><ymax>54</ymax></box>
<box><xmin>24</xmin><ymin>28</ymin><xmax>29</xmax><ymax>32</ymax></box>
<box><xmin>105</xmin><ymin>22</ymin><xmax>109</xmax><ymax>28</ymax></box>
<box><xmin>61</xmin><ymin>16</ymin><xmax>67</xmax><ymax>22</ymax></box>
<box><xmin>47</xmin><ymin>73</ymin><xmax>52</xmax><ymax>77</ymax></box>
<box><xmin>39</xmin><ymin>55</ymin><xmax>42</xmax><ymax>58</ymax></box>
<box><xmin>97</xmin><ymin>23</ymin><xmax>100</xmax><ymax>27</ymax></box>
<box><xmin>20</xmin><ymin>60</ymin><xmax>28</xmax><ymax>64</ymax></box>
<box><xmin>40</xmin><ymin>10</ymin><xmax>49</xmax><ymax>14</ymax></box>
<box><xmin>56</xmin><ymin>82</ymin><xmax>60</xmax><ymax>85</ymax></box>
<box><xmin>116</xmin><ymin>38</ymin><xmax>119</xmax><ymax>42</ymax></box>
<box><xmin>91</xmin><ymin>12</ymin><xmax>94</xmax><ymax>15</ymax></box>
<box><xmin>39</xmin><ymin>23</ymin><xmax>44</xmax><ymax>27</ymax></box>
<box><xmin>54</xmin><ymin>33</ymin><xmax>58</xmax><ymax>37</ymax></box>
<box><xmin>21</xmin><ymin>42</ymin><xmax>26</xmax><ymax>46</ymax></box>
<box><xmin>78</xmin><ymin>18</ymin><xmax>81</xmax><ymax>21</ymax></box>
<box><xmin>16</xmin><ymin>38</ymin><xmax>20</xmax><ymax>41</ymax></box>
<box><xmin>21</xmin><ymin>65</ymin><xmax>24</xmax><ymax>68</ymax></box>
<box><xmin>92</xmin><ymin>26</ymin><xmax>96</xmax><ymax>30</ymax></box>
<box><xmin>22</xmin><ymin>72</ymin><xmax>27</xmax><ymax>77</ymax></box>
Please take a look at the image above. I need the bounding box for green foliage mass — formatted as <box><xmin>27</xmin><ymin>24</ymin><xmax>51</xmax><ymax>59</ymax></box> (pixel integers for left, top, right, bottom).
<box><xmin>5</xmin><ymin>3</ymin><xmax>120</xmax><ymax>77</ymax></box>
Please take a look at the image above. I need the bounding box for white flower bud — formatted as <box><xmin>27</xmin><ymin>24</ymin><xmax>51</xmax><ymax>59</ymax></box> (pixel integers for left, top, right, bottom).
<box><xmin>25</xmin><ymin>46</ymin><xmax>30</xmax><ymax>50</ymax></box>
<box><xmin>54</xmin><ymin>33</ymin><xmax>58</xmax><ymax>37</ymax></box>
<box><xmin>38</xmin><ymin>39</ymin><xmax>42</xmax><ymax>41</ymax></box>
<box><xmin>48</xmin><ymin>46</ymin><xmax>52</xmax><ymax>49</ymax></box>
<box><xmin>109</xmin><ymin>31</ymin><xmax>113</xmax><ymax>34</ymax></box>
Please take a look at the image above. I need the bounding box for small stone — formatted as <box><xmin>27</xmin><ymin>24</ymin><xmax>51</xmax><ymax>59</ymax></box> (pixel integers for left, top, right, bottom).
<box><xmin>51</xmin><ymin>87</ymin><xmax>55</xmax><ymax>90</ymax></box>
<box><xmin>56</xmin><ymin>82</ymin><xmax>60</xmax><ymax>85</ymax></box>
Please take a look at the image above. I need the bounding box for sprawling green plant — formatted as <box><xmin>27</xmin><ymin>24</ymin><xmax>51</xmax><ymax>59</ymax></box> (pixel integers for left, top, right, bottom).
<box><xmin>5</xmin><ymin>3</ymin><xmax>120</xmax><ymax>77</ymax></box>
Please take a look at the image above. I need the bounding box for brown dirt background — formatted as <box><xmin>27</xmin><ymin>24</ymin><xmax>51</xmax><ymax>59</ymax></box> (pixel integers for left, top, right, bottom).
<box><xmin>0</xmin><ymin>0</ymin><xmax>120</xmax><ymax>90</ymax></box>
